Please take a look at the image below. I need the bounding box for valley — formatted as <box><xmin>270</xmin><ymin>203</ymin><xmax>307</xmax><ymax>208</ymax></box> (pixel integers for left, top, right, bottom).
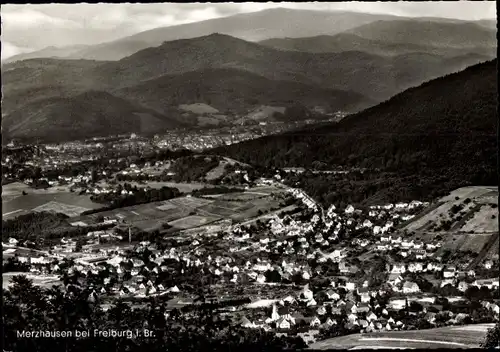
<box><xmin>2</xmin><ymin>4</ymin><xmax>498</xmax><ymax>352</ymax></box>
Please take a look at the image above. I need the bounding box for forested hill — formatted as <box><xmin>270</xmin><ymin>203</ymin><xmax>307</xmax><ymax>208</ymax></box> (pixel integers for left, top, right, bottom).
<box><xmin>212</xmin><ymin>60</ymin><xmax>497</xmax><ymax>204</ymax></box>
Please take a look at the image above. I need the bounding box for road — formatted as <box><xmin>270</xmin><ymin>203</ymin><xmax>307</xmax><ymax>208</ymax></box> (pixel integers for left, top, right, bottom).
<box><xmin>273</xmin><ymin>180</ymin><xmax>325</xmax><ymax>221</ymax></box>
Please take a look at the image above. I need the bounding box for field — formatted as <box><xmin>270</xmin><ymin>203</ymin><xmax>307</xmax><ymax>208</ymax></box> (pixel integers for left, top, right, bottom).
<box><xmin>196</xmin><ymin>195</ymin><xmax>282</xmax><ymax>221</ymax></box>
<box><xmin>169</xmin><ymin>197</ymin><xmax>214</xmax><ymax>209</ymax></box>
<box><xmin>3</xmin><ymin>272</ymin><xmax>63</xmax><ymax>290</ymax></box>
<box><xmin>205</xmin><ymin>160</ymin><xmax>230</xmax><ymax>181</ymax></box>
<box><xmin>178</xmin><ymin>103</ymin><xmax>219</xmax><ymax>114</ymax></box>
<box><xmin>404</xmin><ymin>186</ymin><xmax>497</xmax><ymax>233</ymax></box>
<box><xmin>32</xmin><ymin>201</ymin><xmax>91</xmax><ymax>217</ymax></box>
<box><xmin>78</xmin><ymin>201</ymin><xmax>189</xmax><ymax>228</ymax></box>
<box><xmin>156</xmin><ymin>201</ymin><xmax>178</xmax><ymax>211</ymax></box>
<box><xmin>71</xmin><ymin>185</ymin><xmax>287</xmax><ymax>233</ymax></box>
<box><xmin>400</xmin><ymin>186</ymin><xmax>499</xmax><ymax>260</ymax></box>
<box><xmin>117</xmin><ymin>181</ymin><xmax>212</xmax><ymax>193</ymax></box>
<box><xmin>417</xmin><ymin>232</ymin><xmax>494</xmax><ymax>254</ymax></box>
<box><xmin>241</xmin><ymin>105</ymin><xmax>286</xmax><ymax>122</ymax></box>
<box><xmin>2</xmin><ymin>190</ymin><xmax>102</xmax><ymax>219</ymax></box>
<box><xmin>215</xmin><ymin>192</ymin><xmax>269</xmax><ymax>201</ymax></box>
<box><xmin>460</xmin><ymin>205</ymin><xmax>498</xmax><ymax>233</ymax></box>
<box><xmin>168</xmin><ymin>215</ymin><xmax>221</xmax><ymax>229</ymax></box>
<box><xmin>309</xmin><ymin>324</ymin><xmax>495</xmax><ymax>350</ymax></box>
<box><xmin>2</xmin><ymin>182</ymin><xmax>32</xmax><ymax>202</ymax></box>
<box><xmin>197</xmin><ymin>115</ymin><xmax>224</xmax><ymax>127</ymax></box>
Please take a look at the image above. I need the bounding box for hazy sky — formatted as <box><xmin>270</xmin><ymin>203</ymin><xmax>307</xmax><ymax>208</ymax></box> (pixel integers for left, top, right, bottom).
<box><xmin>1</xmin><ymin>2</ymin><xmax>497</xmax><ymax>59</ymax></box>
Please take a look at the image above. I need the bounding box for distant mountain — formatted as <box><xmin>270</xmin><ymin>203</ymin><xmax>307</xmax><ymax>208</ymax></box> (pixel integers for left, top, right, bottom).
<box><xmin>2</xmin><ymin>8</ymin><xmax>401</xmax><ymax>62</ymax></box>
<box><xmin>474</xmin><ymin>19</ymin><xmax>497</xmax><ymax>30</ymax></box>
<box><xmin>3</xmin><ymin>45</ymin><xmax>90</xmax><ymax>64</ymax></box>
<box><xmin>259</xmin><ymin>33</ymin><xmax>497</xmax><ymax>57</ymax></box>
<box><xmin>92</xmin><ymin>33</ymin><xmax>490</xmax><ymax>101</ymax></box>
<box><xmin>114</xmin><ymin>67</ymin><xmax>374</xmax><ymax>116</ymax></box>
<box><xmin>346</xmin><ymin>20</ymin><xmax>497</xmax><ymax>49</ymax></box>
<box><xmin>5</xmin><ymin>10</ymin><xmax>495</xmax><ymax>63</ymax></box>
<box><xmin>2</xmin><ymin>91</ymin><xmax>185</xmax><ymax>143</ymax></box>
<box><xmin>213</xmin><ymin>60</ymin><xmax>497</xmax><ymax>202</ymax></box>
<box><xmin>2</xmin><ymin>35</ymin><xmax>493</xmax><ymax>143</ymax></box>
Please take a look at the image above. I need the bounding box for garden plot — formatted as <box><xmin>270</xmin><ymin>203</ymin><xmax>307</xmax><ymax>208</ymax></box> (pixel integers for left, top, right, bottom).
<box><xmin>32</xmin><ymin>201</ymin><xmax>90</xmax><ymax>217</ymax></box>
<box><xmin>168</xmin><ymin>215</ymin><xmax>220</xmax><ymax>229</ymax></box>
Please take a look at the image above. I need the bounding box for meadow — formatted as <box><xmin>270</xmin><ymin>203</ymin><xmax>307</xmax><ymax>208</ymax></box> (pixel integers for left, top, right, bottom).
<box><xmin>309</xmin><ymin>324</ymin><xmax>494</xmax><ymax>350</ymax></box>
<box><xmin>404</xmin><ymin>186</ymin><xmax>498</xmax><ymax>233</ymax></box>
<box><xmin>3</xmin><ymin>272</ymin><xmax>63</xmax><ymax>290</ymax></box>
<box><xmin>60</xmin><ymin>186</ymin><xmax>286</xmax><ymax>232</ymax></box>
<box><xmin>118</xmin><ymin>181</ymin><xmax>212</xmax><ymax>193</ymax></box>
<box><xmin>168</xmin><ymin>215</ymin><xmax>221</xmax><ymax>229</ymax></box>
<box><xmin>2</xmin><ymin>190</ymin><xmax>101</xmax><ymax>219</ymax></box>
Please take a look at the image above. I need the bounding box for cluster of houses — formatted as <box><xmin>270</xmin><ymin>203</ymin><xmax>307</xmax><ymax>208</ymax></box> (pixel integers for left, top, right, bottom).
<box><xmin>287</xmin><ymin>188</ymin><xmax>319</xmax><ymax>211</ymax></box>
<box><xmin>3</xmin><ymin>177</ymin><xmax>499</xmax><ymax>346</ymax></box>
<box><xmin>235</xmin><ymin>270</ymin><xmax>499</xmax><ymax>340</ymax></box>
<box><xmin>238</xmin><ymin>283</ymin><xmax>407</xmax><ymax>334</ymax></box>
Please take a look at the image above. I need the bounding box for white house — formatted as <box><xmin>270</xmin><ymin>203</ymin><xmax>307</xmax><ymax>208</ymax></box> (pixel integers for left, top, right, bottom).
<box><xmin>310</xmin><ymin>316</ymin><xmax>321</xmax><ymax>327</ymax></box>
<box><xmin>391</xmin><ymin>264</ymin><xmax>406</xmax><ymax>274</ymax></box>
<box><xmin>402</xmin><ymin>281</ymin><xmax>420</xmax><ymax>294</ymax></box>
<box><xmin>276</xmin><ymin>316</ymin><xmax>293</xmax><ymax>329</ymax></box>
<box><xmin>443</xmin><ymin>266</ymin><xmax>456</xmax><ymax>278</ymax></box>
<box><xmin>307</xmin><ymin>298</ymin><xmax>318</xmax><ymax>307</ymax></box>
<box><xmin>483</xmin><ymin>260</ymin><xmax>493</xmax><ymax>269</ymax></box>
<box><xmin>458</xmin><ymin>281</ymin><xmax>469</xmax><ymax>292</ymax></box>
<box><xmin>345</xmin><ymin>282</ymin><xmax>356</xmax><ymax>291</ymax></box>
<box><xmin>256</xmin><ymin>274</ymin><xmax>266</xmax><ymax>284</ymax></box>
<box><xmin>301</xmin><ymin>285</ymin><xmax>314</xmax><ymax>301</ymax></box>
<box><xmin>345</xmin><ymin>205</ymin><xmax>355</xmax><ymax>214</ymax></box>
<box><xmin>366</xmin><ymin>312</ymin><xmax>378</xmax><ymax>322</ymax></box>
<box><xmin>388</xmin><ymin>274</ymin><xmax>403</xmax><ymax>286</ymax></box>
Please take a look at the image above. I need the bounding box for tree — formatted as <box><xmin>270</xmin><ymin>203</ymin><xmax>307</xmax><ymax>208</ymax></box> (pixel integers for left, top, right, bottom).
<box><xmin>265</xmin><ymin>270</ymin><xmax>282</xmax><ymax>283</ymax></box>
<box><xmin>481</xmin><ymin>322</ymin><xmax>500</xmax><ymax>348</ymax></box>
<box><xmin>75</xmin><ymin>238</ymin><xmax>86</xmax><ymax>252</ymax></box>
<box><xmin>91</xmin><ymin>169</ymin><xmax>99</xmax><ymax>183</ymax></box>
<box><xmin>409</xmin><ymin>301</ymin><xmax>424</xmax><ymax>313</ymax></box>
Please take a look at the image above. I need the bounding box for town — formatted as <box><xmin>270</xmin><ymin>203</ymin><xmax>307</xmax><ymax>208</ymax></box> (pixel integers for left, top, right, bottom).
<box><xmin>2</xmin><ymin>140</ymin><xmax>499</xmax><ymax>347</ymax></box>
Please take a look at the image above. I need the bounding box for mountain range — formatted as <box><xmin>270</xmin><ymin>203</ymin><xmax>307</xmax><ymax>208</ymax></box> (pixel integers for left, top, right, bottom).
<box><xmin>4</xmin><ymin>9</ymin><xmax>496</xmax><ymax>63</ymax></box>
<box><xmin>3</xmin><ymin>9</ymin><xmax>400</xmax><ymax>62</ymax></box>
<box><xmin>2</xmin><ymin>91</ymin><xmax>185</xmax><ymax>143</ymax></box>
<box><xmin>212</xmin><ymin>59</ymin><xmax>498</xmax><ymax>203</ymax></box>
<box><xmin>1</xmin><ymin>9</ymin><xmax>496</xmax><ymax>144</ymax></box>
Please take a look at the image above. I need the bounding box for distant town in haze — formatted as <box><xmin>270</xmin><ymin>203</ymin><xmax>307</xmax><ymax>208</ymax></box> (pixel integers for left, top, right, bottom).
<box><xmin>2</xmin><ymin>2</ymin><xmax>499</xmax><ymax>351</ymax></box>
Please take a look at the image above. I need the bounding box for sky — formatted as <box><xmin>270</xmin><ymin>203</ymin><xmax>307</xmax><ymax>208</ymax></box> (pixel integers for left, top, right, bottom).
<box><xmin>1</xmin><ymin>2</ymin><xmax>497</xmax><ymax>59</ymax></box>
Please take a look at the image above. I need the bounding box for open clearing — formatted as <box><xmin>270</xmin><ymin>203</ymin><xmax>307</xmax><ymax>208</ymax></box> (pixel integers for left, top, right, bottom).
<box><xmin>2</xmin><ymin>182</ymin><xmax>32</xmax><ymax>202</ymax></box>
<box><xmin>156</xmin><ymin>201</ymin><xmax>178</xmax><ymax>211</ymax></box>
<box><xmin>215</xmin><ymin>192</ymin><xmax>269</xmax><ymax>201</ymax></box>
<box><xmin>179</xmin><ymin>103</ymin><xmax>219</xmax><ymax>114</ymax></box>
<box><xmin>2</xmin><ymin>191</ymin><xmax>101</xmax><ymax>219</ymax></box>
<box><xmin>205</xmin><ymin>160</ymin><xmax>230</xmax><ymax>181</ymax></box>
<box><xmin>3</xmin><ymin>272</ymin><xmax>62</xmax><ymax>290</ymax></box>
<box><xmin>168</xmin><ymin>215</ymin><xmax>221</xmax><ymax>229</ymax></box>
<box><xmin>460</xmin><ymin>205</ymin><xmax>499</xmax><ymax>233</ymax></box>
<box><xmin>117</xmin><ymin>181</ymin><xmax>211</xmax><ymax>193</ymax></box>
<box><xmin>72</xmin><ymin>185</ymin><xmax>286</xmax><ymax>232</ymax></box>
<box><xmin>169</xmin><ymin>196</ymin><xmax>214</xmax><ymax>209</ymax></box>
<box><xmin>243</xmin><ymin>105</ymin><xmax>285</xmax><ymax>122</ymax></box>
<box><xmin>404</xmin><ymin>186</ymin><xmax>497</xmax><ymax>233</ymax></box>
<box><xmin>32</xmin><ymin>201</ymin><xmax>90</xmax><ymax>217</ymax></box>
<box><xmin>402</xmin><ymin>186</ymin><xmax>499</xmax><ymax>260</ymax></box>
<box><xmin>309</xmin><ymin>324</ymin><xmax>495</xmax><ymax>350</ymax></box>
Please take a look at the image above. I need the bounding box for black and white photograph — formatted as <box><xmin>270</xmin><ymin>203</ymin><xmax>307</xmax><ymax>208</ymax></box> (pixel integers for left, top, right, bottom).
<box><xmin>1</xmin><ymin>2</ymin><xmax>499</xmax><ymax>351</ymax></box>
